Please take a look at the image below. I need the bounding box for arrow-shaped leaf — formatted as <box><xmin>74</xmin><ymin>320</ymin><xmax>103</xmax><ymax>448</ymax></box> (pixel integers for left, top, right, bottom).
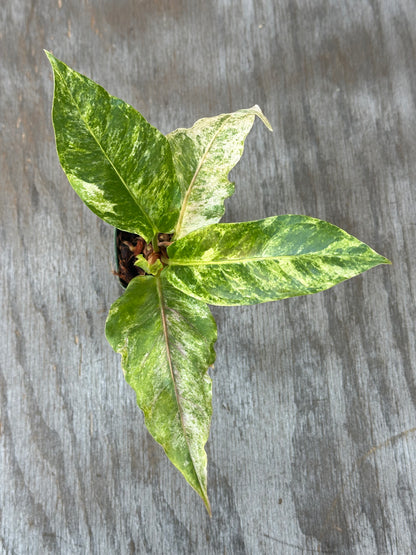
<box><xmin>168</xmin><ymin>106</ymin><xmax>272</xmax><ymax>240</ymax></box>
<box><xmin>46</xmin><ymin>52</ymin><xmax>181</xmax><ymax>242</ymax></box>
<box><xmin>166</xmin><ymin>215</ymin><xmax>390</xmax><ymax>305</ymax></box>
<box><xmin>105</xmin><ymin>275</ymin><xmax>217</xmax><ymax>512</ymax></box>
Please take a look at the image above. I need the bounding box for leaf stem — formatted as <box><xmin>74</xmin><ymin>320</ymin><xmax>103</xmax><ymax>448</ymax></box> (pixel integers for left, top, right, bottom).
<box><xmin>152</xmin><ymin>235</ymin><xmax>160</xmax><ymax>253</ymax></box>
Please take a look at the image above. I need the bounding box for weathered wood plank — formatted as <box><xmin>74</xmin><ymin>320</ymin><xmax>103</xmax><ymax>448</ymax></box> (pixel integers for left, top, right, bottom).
<box><xmin>1</xmin><ymin>0</ymin><xmax>416</xmax><ymax>553</ymax></box>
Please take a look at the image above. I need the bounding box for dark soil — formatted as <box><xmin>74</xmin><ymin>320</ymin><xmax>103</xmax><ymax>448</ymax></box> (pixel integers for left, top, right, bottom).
<box><xmin>115</xmin><ymin>229</ymin><xmax>146</xmax><ymax>288</ymax></box>
<box><xmin>115</xmin><ymin>229</ymin><xmax>173</xmax><ymax>288</ymax></box>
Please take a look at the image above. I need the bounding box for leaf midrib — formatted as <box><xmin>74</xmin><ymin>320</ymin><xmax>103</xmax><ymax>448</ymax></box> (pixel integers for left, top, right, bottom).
<box><xmin>174</xmin><ymin>115</ymin><xmax>232</xmax><ymax>238</ymax></box>
<box><xmin>155</xmin><ymin>277</ymin><xmax>208</xmax><ymax>505</ymax></box>
<box><xmin>54</xmin><ymin>66</ymin><xmax>155</xmax><ymax>237</ymax></box>
<box><xmin>169</xmin><ymin>252</ymin><xmax>378</xmax><ymax>267</ymax></box>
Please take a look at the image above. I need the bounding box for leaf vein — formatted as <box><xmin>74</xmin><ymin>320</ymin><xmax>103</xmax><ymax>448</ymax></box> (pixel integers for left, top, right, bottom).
<box><xmin>170</xmin><ymin>253</ymin><xmax>371</xmax><ymax>267</ymax></box>
<box><xmin>174</xmin><ymin>115</ymin><xmax>232</xmax><ymax>237</ymax></box>
<box><xmin>155</xmin><ymin>277</ymin><xmax>206</xmax><ymax>497</ymax></box>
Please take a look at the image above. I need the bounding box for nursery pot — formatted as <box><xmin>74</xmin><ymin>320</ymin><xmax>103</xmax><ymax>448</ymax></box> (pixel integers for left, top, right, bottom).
<box><xmin>114</xmin><ymin>228</ymin><xmax>172</xmax><ymax>288</ymax></box>
<box><xmin>114</xmin><ymin>228</ymin><xmax>127</xmax><ymax>289</ymax></box>
<box><xmin>115</xmin><ymin>228</ymin><xmax>160</xmax><ymax>288</ymax></box>
<box><xmin>115</xmin><ymin>228</ymin><xmax>148</xmax><ymax>289</ymax></box>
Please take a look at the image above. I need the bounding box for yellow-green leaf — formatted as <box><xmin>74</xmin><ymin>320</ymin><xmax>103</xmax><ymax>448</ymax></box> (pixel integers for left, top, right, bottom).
<box><xmin>168</xmin><ymin>106</ymin><xmax>272</xmax><ymax>240</ymax></box>
<box><xmin>166</xmin><ymin>215</ymin><xmax>390</xmax><ymax>305</ymax></box>
<box><xmin>134</xmin><ymin>254</ymin><xmax>163</xmax><ymax>275</ymax></box>
<box><xmin>46</xmin><ymin>52</ymin><xmax>181</xmax><ymax>242</ymax></box>
<box><xmin>105</xmin><ymin>275</ymin><xmax>217</xmax><ymax>512</ymax></box>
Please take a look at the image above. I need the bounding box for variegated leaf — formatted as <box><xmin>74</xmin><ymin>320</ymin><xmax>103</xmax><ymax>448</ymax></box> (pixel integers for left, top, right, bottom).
<box><xmin>105</xmin><ymin>275</ymin><xmax>217</xmax><ymax>512</ymax></box>
<box><xmin>134</xmin><ymin>254</ymin><xmax>163</xmax><ymax>275</ymax></box>
<box><xmin>46</xmin><ymin>52</ymin><xmax>181</xmax><ymax>242</ymax></box>
<box><xmin>166</xmin><ymin>215</ymin><xmax>390</xmax><ymax>306</ymax></box>
<box><xmin>167</xmin><ymin>106</ymin><xmax>272</xmax><ymax>240</ymax></box>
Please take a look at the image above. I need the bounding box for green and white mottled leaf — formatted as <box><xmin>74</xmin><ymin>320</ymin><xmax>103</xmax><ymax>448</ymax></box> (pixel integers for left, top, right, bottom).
<box><xmin>46</xmin><ymin>52</ymin><xmax>181</xmax><ymax>242</ymax></box>
<box><xmin>105</xmin><ymin>275</ymin><xmax>217</xmax><ymax>512</ymax></box>
<box><xmin>166</xmin><ymin>215</ymin><xmax>390</xmax><ymax>306</ymax></box>
<box><xmin>134</xmin><ymin>254</ymin><xmax>163</xmax><ymax>275</ymax></box>
<box><xmin>167</xmin><ymin>106</ymin><xmax>272</xmax><ymax>240</ymax></box>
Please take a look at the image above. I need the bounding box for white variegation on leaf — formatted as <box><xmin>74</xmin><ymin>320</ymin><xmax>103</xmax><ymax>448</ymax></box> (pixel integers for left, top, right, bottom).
<box><xmin>166</xmin><ymin>215</ymin><xmax>390</xmax><ymax>306</ymax></box>
<box><xmin>105</xmin><ymin>275</ymin><xmax>217</xmax><ymax>513</ymax></box>
<box><xmin>167</xmin><ymin>106</ymin><xmax>272</xmax><ymax>240</ymax></box>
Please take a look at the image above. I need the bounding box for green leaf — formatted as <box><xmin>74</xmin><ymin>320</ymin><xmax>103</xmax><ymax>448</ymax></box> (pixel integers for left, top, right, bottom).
<box><xmin>46</xmin><ymin>52</ymin><xmax>181</xmax><ymax>242</ymax></box>
<box><xmin>105</xmin><ymin>275</ymin><xmax>217</xmax><ymax>512</ymax></box>
<box><xmin>166</xmin><ymin>215</ymin><xmax>390</xmax><ymax>306</ymax></box>
<box><xmin>167</xmin><ymin>106</ymin><xmax>272</xmax><ymax>240</ymax></box>
<box><xmin>134</xmin><ymin>254</ymin><xmax>163</xmax><ymax>275</ymax></box>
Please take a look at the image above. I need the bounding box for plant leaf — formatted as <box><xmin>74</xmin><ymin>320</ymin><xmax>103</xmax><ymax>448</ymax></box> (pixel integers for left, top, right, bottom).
<box><xmin>105</xmin><ymin>275</ymin><xmax>217</xmax><ymax>512</ymax></box>
<box><xmin>167</xmin><ymin>106</ymin><xmax>272</xmax><ymax>240</ymax></box>
<box><xmin>134</xmin><ymin>254</ymin><xmax>163</xmax><ymax>275</ymax></box>
<box><xmin>166</xmin><ymin>215</ymin><xmax>390</xmax><ymax>306</ymax></box>
<box><xmin>46</xmin><ymin>52</ymin><xmax>181</xmax><ymax>242</ymax></box>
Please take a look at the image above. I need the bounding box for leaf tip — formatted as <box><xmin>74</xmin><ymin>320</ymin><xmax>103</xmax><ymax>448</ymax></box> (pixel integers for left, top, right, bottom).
<box><xmin>44</xmin><ymin>49</ymin><xmax>55</xmax><ymax>63</ymax></box>
<box><xmin>44</xmin><ymin>50</ymin><xmax>61</xmax><ymax>74</ymax></box>
<box><xmin>44</xmin><ymin>51</ymin><xmax>69</xmax><ymax>77</ymax></box>
<box><xmin>251</xmin><ymin>104</ymin><xmax>273</xmax><ymax>132</ymax></box>
<box><xmin>371</xmin><ymin>249</ymin><xmax>391</xmax><ymax>267</ymax></box>
<box><xmin>202</xmin><ymin>492</ymin><xmax>212</xmax><ymax>517</ymax></box>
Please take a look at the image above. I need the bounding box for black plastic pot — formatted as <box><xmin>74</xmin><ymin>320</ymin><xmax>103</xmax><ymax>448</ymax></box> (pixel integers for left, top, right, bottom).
<box><xmin>114</xmin><ymin>228</ymin><xmax>127</xmax><ymax>289</ymax></box>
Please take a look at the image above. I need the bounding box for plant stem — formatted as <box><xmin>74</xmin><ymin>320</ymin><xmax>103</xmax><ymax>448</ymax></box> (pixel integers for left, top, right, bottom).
<box><xmin>152</xmin><ymin>235</ymin><xmax>159</xmax><ymax>253</ymax></box>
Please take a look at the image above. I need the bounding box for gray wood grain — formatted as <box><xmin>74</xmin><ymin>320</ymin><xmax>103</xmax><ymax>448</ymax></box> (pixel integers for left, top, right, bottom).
<box><xmin>1</xmin><ymin>0</ymin><xmax>415</xmax><ymax>553</ymax></box>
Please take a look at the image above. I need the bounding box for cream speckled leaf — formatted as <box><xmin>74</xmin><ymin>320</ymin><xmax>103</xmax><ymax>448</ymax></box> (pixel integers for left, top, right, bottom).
<box><xmin>166</xmin><ymin>215</ymin><xmax>390</xmax><ymax>306</ymax></box>
<box><xmin>134</xmin><ymin>254</ymin><xmax>163</xmax><ymax>275</ymax></box>
<box><xmin>46</xmin><ymin>52</ymin><xmax>181</xmax><ymax>242</ymax></box>
<box><xmin>167</xmin><ymin>106</ymin><xmax>272</xmax><ymax>240</ymax></box>
<box><xmin>105</xmin><ymin>275</ymin><xmax>217</xmax><ymax>512</ymax></box>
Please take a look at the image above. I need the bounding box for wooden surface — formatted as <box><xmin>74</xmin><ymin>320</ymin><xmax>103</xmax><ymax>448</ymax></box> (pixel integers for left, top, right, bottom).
<box><xmin>1</xmin><ymin>1</ymin><xmax>415</xmax><ymax>553</ymax></box>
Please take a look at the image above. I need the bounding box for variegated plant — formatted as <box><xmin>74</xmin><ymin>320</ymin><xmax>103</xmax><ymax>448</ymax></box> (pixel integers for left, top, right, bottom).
<box><xmin>46</xmin><ymin>52</ymin><xmax>389</xmax><ymax>514</ymax></box>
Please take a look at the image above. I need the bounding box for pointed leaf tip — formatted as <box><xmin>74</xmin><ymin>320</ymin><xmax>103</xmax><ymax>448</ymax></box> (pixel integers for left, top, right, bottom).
<box><xmin>44</xmin><ymin>50</ymin><xmax>57</xmax><ymax>65</ymax></box>
<box><xmin>250</xmin><ymin>104</ymin><xmax>273</xmax><ymax>131</ymax></box>
<box><xmin>204</xmin><ymin>496</ymin><xmax>212</xmax><ymax>517</ymax></box>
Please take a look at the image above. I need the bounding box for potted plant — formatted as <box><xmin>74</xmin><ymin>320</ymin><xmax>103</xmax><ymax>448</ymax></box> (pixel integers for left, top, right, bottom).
<box><xmin>46</xmin><ymin>51</ymin><xmax>389</xmax><ymax>514</ymax></box>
